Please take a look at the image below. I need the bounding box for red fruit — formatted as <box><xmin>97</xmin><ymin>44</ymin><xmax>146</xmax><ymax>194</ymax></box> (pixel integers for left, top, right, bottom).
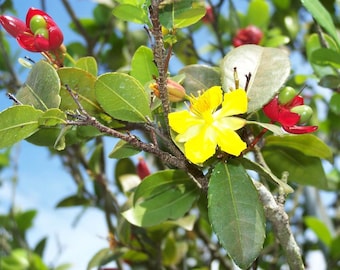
<box><xmin>232</xmin><ymin>25</ymin><xmax>263</xmax><ymax>47</ymax></box>
<box><xmin>137</xmin><ymin>157</ymin><xmax>151</xmax><ymax>180</ymax></box>
<box><xmin>202</xmin><ymin>5</ymin><xmax>214</xmax><ymax>24</ymax></box>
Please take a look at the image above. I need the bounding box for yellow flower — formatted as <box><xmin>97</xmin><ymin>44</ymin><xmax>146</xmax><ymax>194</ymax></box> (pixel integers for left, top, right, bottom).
<box><xmin>168</xmin><ymin>86</ymin><xmax>248</xmax><ymax>164</ymax></box>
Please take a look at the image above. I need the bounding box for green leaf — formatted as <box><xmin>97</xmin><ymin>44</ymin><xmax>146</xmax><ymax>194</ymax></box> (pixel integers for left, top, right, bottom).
<box><xmin>122</xmin><ymin>170</ymin><xmax>199</xmax><ymax>227</ymax></box>
<box><xmin>208</xmin><ymin>161</ymin><xmax>265</xmax><ymax>268</ymax></box>
<box><xmin>301</xmin><ymin>0</ymin><xmax>340</xmax><ymax>48</ymax></box>
<box><xmin>87</xmin><ymin>248</ymin><xmax>117</xmax><ymax>270</ymax></box>
<box><xmin>237</xmin><ymin>157</ymin><xmax>294</xmax><ymax>193</ymax></box>
<box><xmin>58</xmin><ymin>67</ymin><xmax>101</xmax><ymax>115</ymax></box>
<box><xmin>265</xmin><ymin>134</ymin><xmax>333</xmax><ymax>162</ymax></box>
<box><xmin>304</xmin><ymin>216</ymin><xmax>332</xmax><ymax>247</ymax></box>
<box><xmin>306</xmin><ymin>33</ymin><xmax>339</xmax><ymax>77</ymax></box>
<box><xmin>95</xmin><ymin>72</ymin><xmax>152</xmax><ymax>122</ymax></box>
<box><xmin>15</xmin><ymin>210</ymin><xmax>37</xmax><ymax>232</ymax></box>
<box><xmin>56</xmin><ymin>195</ymin><xmax>92</xmax><ymax>208</ymax></box>
<box><xmin>311</xmin><ymin>48</ymin><xmax>340</xmax><ymax>68</ymax></box>
<box><xmin>262</xmin><ymin>146</ymin><xmax>329</xmax><ymax>189</ymax></box>
<box><xmin>75</xmin><ymin>56</ymin><xmax>98</xmax><ymax>76</ymax></box>
<box><xmin>109</xmin><ymin>140</ymin><xmax>140</xmax><ymax>159</ymax></box>
<box><xmin>130</xmin><ymin>46</ymin><xmax>158</xmax><ymax>85</ymax></box>
<box><xmin>246</xmin><ymin>0</ymin><xmax>270</xmax><ymax>29</ymax></box>
<box><xmin>330</xmin><ymin>93</ymin><xmax>340</xmax><ymax>115</ymax></box>
<box><xmin>319</xmin><ymin>75</ymin><xmax>340</xmax><ymax>89</ymax></box>
<box><xmin>16</xmin><ymin>61</ymin><xmax>61</xmax><ymax>111</ymax></box>
<box><xmin>38</xmin><ymin>108</ymin><xmax>67</xmax><ymax>127</ymax></box>
<box><xmin>179</xmin><ymin>64</ymin><xmax>221</xmax><ymax>94</ymax></box>
<box><xmin>159</xmin><ymin>1</ymin><xmax>206</xmax><ymax>29</ymax></box>
<box><xmin>113</xmin><ymin>4</ymin><xmax>150</xmax><ymax>25</ymax></box>
<box><xmin>0</xmin><ymin>105</ymin><xmax>43</xmax><ymax>149</ymax></box>
<box><xmin>247</xmin><ymin>121</ymin><xmax>286</xmax><ymax>136</ymax></box>
<box><xmin>221</xmin><ymin>45</ymin><xmax>291</xmax><ymax>112</ymax></box>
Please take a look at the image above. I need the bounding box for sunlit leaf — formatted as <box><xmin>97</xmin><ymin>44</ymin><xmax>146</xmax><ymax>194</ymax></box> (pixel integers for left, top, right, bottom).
<box><xmin>113</xmin><ymin>4</ymin><xmax>150</xmax><ymax>25</ymax></box>
<box><xmin>208</xmin><ymin>161</ymin><xmax>265</xmax><ymax>268</ymax></box>
<box><xmin>304</xmin><ymin>216</ymin><xmax>332</xmax><ymax>247</ymax></box>
<box><xmin>301</xmin><ymin>0</ymin><xmax>340</xmax><ymax>48</ymax></box>
<box><xmin>38</xmin><ymin>108</ymin><xmax>67</xmax><ymax>127</ymax></box>
<box><xmin>131</xmin><ymin>46</ymin><xmax>158</xmax><ymax>85</ymax></box>
<box><xmin>221</xmin><ymin>45</ymin><xmax>290</xmax><ymax>112</ymax></box>
<box><xmin>75</xmin><ymin>56</ymin><xmax>98</xmax><ymax>76</ymax></box>
<box><xmin>95</xmin><ymin>72</ymin><xmax>152</xmax><ymax>122</ymax></box>
<box><xmin>122</xmin><ymin>170</ymin><xmax>199</xmax><ymax>227</ymax></box>
<box><xmin>0</xmin><ymin>105</ymin><xmax>43</xmax><ymax>149</ymax></box>
<box><xmin>246</xmin><ymin>0</ymin><xmax>270</xmax><ymax>28</ymax></box>
<box><xmin>16</xmin><ymin>61</ymin><xmax>61</xmax><ymax>111</ymax></box>
<box><xmin>109</xmin><ymin>140</ymin><xmax>140</xmax><ymax>159</ymax></box>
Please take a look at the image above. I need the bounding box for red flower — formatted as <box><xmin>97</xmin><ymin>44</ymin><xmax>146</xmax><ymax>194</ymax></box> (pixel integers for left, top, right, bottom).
<box><xmin>232</xmin><ymin>25</ymin><xmax>263</xmax><ymax>47</ymax></box>
<box><xmin>202</xmin><ymin>5</ymin><xmax>214</xmax><ymax>24</ymax></box>
<box><xmin>263</xmin><ymin>95</ymin><xmax>318</xmax><ymax>134</ymax></box>
<box><xmin>0</xmin><ymin>7</ymin><xmax>63</xmax><ymax>52</ymax></box>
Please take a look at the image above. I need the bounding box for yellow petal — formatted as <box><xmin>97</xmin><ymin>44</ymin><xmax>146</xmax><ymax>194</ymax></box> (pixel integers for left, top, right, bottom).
<box><xmin>190</xmin><ymin>86</ymin><xmax>222</xmax><ymax>115</ymax></box>
<box><xmin>184</xmin><ymin>126</ymin><xmax>217</xmax><ymax>164</ymax></box>
<box><xmin>215</xmin><ymin>116</ymin><xmax>246</xmax><ymax>131</ymax></box>
<box><xmin>216</xmin><ymin>128</ymin><xmax>247</xmax><ymax>156</ymax></box>
<box><xmin>220</xmin><ymin>88</ymin><xmax>248</xmax><ymax>117</ymax></box>
<box><xmin>168</xmin><ymin>110</ymin><xmax>201</xmax><ymax>133</ymax></box>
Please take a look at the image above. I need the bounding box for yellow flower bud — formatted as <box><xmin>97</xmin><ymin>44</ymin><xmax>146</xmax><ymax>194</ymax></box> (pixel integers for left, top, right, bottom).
<box><xmin>150</xmin><ymin>79</ymin><xmax>186</xmax><ymax>102</ymax></box>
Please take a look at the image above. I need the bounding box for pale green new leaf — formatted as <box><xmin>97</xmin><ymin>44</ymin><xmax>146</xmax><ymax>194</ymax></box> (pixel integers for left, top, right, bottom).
<box><xmin>208</xmin><ymin>161</ymin><xmax>265</xmax><ymax>268</ymax></box>
<box><xmin>75</xmin><ymin>56</ymin><xmax>98</xmax><ymax>76</ymax></box>
<box><xmin>221</xmin><ymin>45</ymin><xmax>290</xmax><ymax>112</ymax></box>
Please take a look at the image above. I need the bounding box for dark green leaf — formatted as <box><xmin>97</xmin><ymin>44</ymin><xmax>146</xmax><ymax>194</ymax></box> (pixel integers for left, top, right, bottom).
<box><xmin>330</xmin><ymin>93</ymin><xmax>340</xmax><ymax>115</ymax></box>
<box><xmin>208</xmin><ymin>161</ymin><xmax>265</xmax><ymax>268</ymax></box>
<box><xmin>0</xmin><ymin>105</ymin><xmax>43</xmax><ymax>149</ymax></box>
<box><xmin>16</xmin><ymin>61</ymin><xmax>61</xmax><ymax>111</ymax></box>
<box><xmin>262</xmin><ymin>146</ymin><xmax>329</xmax><ymax>189</ymax></box>
<box><xmin>95</xmin><ymin>72</ymin><xmax>152</xmax><ymax>122</ymax></box>
<box><xmin>122</xmin><ymin>170</ymin><xmax>199</xmax><ymax>227</ymax></box>
<box><xmin>265</xmin><ymin>134</ymin><xmax>333</xmax><ymax>162</ymax></box>
<box><xmin>179</xmin><ymin>64</ymin><xmax>221</xmax><ymax>94</ymax></box>
<box><xmin>311</xmin><ymin>48</ymin><xmax>340</xmax><ymax>68</ymax></box>
<box><xmin>56</xmin><ymin>195</ymin><xmax>92</xmax><ymax>208</ymax></box>
<box><xmin>15</xmin><ymin>210</ymin><xmax>37</xmax><ymax>232</ymax></box>
<box><xmin>319</xmin><ymin>75</ymin><xmax>340</xmax><ymax>89</ymax></box>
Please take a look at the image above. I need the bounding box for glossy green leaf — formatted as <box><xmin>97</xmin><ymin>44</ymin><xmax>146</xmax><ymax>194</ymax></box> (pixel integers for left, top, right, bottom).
<box><xmin>159</xmin><ymin>1</ymin><xmax>206</xmax><ymax>29</ymax></box>
<box><xmin>130</xmin><ymin>46</ymin><xmax>158</xmax><ymax>85</ymax></box>
<box><xmin>208</xmin><ymin>161</ymin><xmax>265</xmax><ymax>268</ymax></box>
<box><xmin>246</xmin><ymin>0</ymin><xmax>270</xmax><ymax>28</ymax></box>
<box><xmin>58</xmin><ymin>67</ymin><xmax>101</xmax><ymax>115</ymax></box>
<box><xmin>247</xmin><ymin>121</ymin><xmax>286</xmax><ymax>136</ymax></box>
<box><xmin>262</xmin><ymin>146</ymin><xmax>329</xmax><ymax>189</ymax></box>
<box><xmin>319</xmin><ymin>75</ymin><xmax>340</xmax><ymax>89</ymax></box>
<box><xmin>109</xmin><ymin>140</ymin><xmax>140</xmax><ymax>159</ymax></box>
<box><xmin>38</xmin><ymin>108</ymin><xmax>67</xmax><ymax>127</ymax></box>
<box><xmin>237</xmin><ymin>157</ymin><xmax>294</xmax><ymax>193</ymax></box>
<box><xmin>221</xmin><ymin>45</ymin><xmax>290</xmax><ymax>112</ymax></box>
<box><xmin>16</xmin><ymin>61</ymin><xmax>61</xmax><ymax>111</ymax></box>
<box><xmin>95</xmin><ymin>72</ymin><xmax>152</xmax><ymax>122</ymax></box>
<box><xmin>301</xmin><ymin>0</ymin><xmax>340</xmax><ymax>48</ymax></box>
<box><xmin>113</xmin><ymin>4</ymin><xmax>150</xmax><ymax>25</ymax></box>
<box><xmin>0</xmin><ymin>105</ymin><xmax>43</xmax><ymax>149</ymax></box>
<box><xmin>265</xmin><ymin>134</ymin><xmax>333</xmax><ymax>162</ymax></box>
<box><xmin>304</xmin><ymin>216</ymin><xmax>332</xmax><ymax>247</ymax></box>
<box><xmin>311</xmin><ymin>48</ymin><xmax>340</xmax><ymax>68</ymax></box>
<box><xmin>75</xmin><ymin>56</ymin><xmax>98</xmax><ymax>76</ymax></box>
<box><xmin>179</xmin><ymin>64</ymin><xmax>221</xmax><ymax>94</ymax></box>
<box><xmin>122</xmin><ymin>170</ymin><xmax>199</xmax><ymax>227</ymax></box>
